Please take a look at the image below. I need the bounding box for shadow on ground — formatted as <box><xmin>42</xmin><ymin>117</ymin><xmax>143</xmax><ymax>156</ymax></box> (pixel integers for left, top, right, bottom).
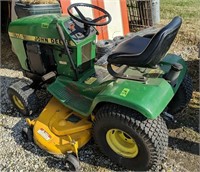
<box><xmin>1</xmin><ymin>75</ymin><xmax>125</xmax><ymax>171</ymax></box>
<box><xmin>187</xmin><ymin>59</ymin><xmax>199</xmax><ymax>92</ymax></box>
<box><xmin>169</xmin><ymin>136</ymin><xmax>199</xmax><ymax>156</ymax></box>
<box><xmin>11</xmin><ymin>119</ymin><xmax>126</xmax><ymax>171</ymax></box>
<box><xmin>0</xmin><ymin>75</ymin><xmax>51</xmax><ymax>118</ymax></box>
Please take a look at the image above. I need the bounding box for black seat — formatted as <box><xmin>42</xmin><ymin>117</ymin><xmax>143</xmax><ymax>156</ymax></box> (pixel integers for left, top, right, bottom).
<box><xmin>107</xmin><ymin>16</ymin><xmax>182</xmax><ymax>67</ymax></box>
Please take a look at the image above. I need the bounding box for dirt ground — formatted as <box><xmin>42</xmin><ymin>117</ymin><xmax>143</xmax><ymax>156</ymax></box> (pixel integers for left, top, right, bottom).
<box><xmin>1</xmin><ymin>17</ymin><xmax>200</xmax><ymax>172</ymax></box>
<box><xmin>159</xmin><ymin>15</ymin><xmax>200</xmax><ymax>171</ymax></box>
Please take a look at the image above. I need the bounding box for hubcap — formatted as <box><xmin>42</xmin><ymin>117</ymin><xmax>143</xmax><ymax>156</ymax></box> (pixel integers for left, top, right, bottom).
<box><xmin>106</xmin><ymin>129</ymin><xmax>139</xmax><ymax>158</ymax></box>
<box><xmin>12</xmin><ymin>95</ymin><xmax>25</xmax><ymax>110</ymax></box>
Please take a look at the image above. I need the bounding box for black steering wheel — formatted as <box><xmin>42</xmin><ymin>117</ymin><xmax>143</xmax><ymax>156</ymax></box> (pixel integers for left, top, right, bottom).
<box><xmin>67</xmin><ymin>3</ymin><xmax>112</xmax><ymax>26</ymax></box>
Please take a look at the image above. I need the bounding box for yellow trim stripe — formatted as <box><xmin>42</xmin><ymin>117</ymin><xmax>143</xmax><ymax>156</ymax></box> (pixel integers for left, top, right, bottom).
<box><xmin>8</xmin><ymin>32</ymin><xmax>63</xmax><ymax>45</ymax></box>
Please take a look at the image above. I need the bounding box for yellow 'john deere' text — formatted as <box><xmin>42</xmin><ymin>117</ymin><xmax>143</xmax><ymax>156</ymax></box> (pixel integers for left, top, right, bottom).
<box><xmin>8</xmin><ymin>32</ymin><xmax>63</xmax><ymax>45</ymax></box>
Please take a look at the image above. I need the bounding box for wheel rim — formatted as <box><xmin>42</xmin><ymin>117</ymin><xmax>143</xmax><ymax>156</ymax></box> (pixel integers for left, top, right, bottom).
<box><xmin>12</xmin><ymin>95</ymin><xmax>25</xmax><ymax>110</ymax></box>
<box><xmin>106</xmin><ymin>129</ymin><xmax>139</xmax><ymax>158</ymax></box>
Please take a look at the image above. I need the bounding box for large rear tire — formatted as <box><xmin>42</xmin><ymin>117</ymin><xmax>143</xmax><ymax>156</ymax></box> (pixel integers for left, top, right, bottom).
<box><xmin>168</xmin><ymin>74</ymin><xmax>193</xmax><ymax>114</ymax></box>
<box><xmin>93</xmin><ymin>104</ymin><xmax>168</xmax><ymax>171</ymax></box>
<box><xmin>7</xmin><ymin>81</ymin><xmax>39</xmax><ymax>116</ymax></box>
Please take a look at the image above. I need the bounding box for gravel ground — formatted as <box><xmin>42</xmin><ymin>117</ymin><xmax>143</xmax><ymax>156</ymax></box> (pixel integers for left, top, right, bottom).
<box><xmin>1</xmin><ymin>28</ymin><xmax>199</xmax><ymax>172</ymax></box>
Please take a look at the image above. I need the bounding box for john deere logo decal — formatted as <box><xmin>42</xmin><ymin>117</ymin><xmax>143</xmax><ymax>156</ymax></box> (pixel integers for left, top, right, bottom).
<box><xmin>8</xmin><ymin>32</ymin><xmax>63</xmax><ymax>45</ymax></box>
<box><xmin>120</xmin><ymin>88</ymin><xmax>130</xmax><ymax>97</ymax></box>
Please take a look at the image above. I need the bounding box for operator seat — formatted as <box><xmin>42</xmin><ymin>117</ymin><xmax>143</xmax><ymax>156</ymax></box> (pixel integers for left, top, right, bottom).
<box><xmin>107</xmin><ymin>16</ymin><xmax>182</xmax><ymax>68</ymax></box>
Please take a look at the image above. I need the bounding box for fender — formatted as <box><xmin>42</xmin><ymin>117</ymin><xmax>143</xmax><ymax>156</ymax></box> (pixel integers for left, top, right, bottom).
<box><xmin>90</xmin><ymin>54</ymin><xmax>187</xmax><ymax>119</ymax></box>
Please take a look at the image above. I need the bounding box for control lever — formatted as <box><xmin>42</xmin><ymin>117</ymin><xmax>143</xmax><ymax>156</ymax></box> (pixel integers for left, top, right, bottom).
<box><xmin>83</xmin><ymin>24</ymin><xmax>91</xmax><ymax>37</ymax></box>
<box><xmin>56</xmin><ymin>23</ymin><xmax>78</xmax><ymax>81</ymax></box>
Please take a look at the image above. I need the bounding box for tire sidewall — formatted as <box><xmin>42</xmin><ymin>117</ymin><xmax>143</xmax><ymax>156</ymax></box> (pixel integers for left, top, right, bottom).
<box><xmin>94</xmin><ymin>116</ymin><xmax>152</xmax><ymax>170</ymax></box>
<box><xmin>8</xmin><ymin>88</ymin><xmax>29</xmax><ymax>116</ymax></box>
<box><xmin>168</xmin><ymin>74</ymin><xmax>193</xmax><ymax>114</ymax></box>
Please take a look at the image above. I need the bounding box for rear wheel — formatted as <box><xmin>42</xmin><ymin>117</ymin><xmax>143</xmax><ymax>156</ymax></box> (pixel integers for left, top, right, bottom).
<box><xmin>7</xmin><ymin>81</ymin><xmax>39</xmax><ymax>116</ymax></box>
<box><xmin>106</xmin><ymin>128</ymin><xmax>139</xmax><ymax>158</ymax></box>
<box><xmin>168</xmin><ymin>74</ymin><xmax>193</xmax><ymax>114</ymax></box>
<box><xmin>93</xmin><ymin>104</ymin><xmax>168</xmax><ymax>171</ymax></box>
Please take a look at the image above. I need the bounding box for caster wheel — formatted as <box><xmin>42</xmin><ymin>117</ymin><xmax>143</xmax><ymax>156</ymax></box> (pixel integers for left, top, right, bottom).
<box><xmin>66</xmin><ymin>154</ymin><xmax>81</xmax><ymax>172</ymax></box>
<box><xmin>22</xmin><ymin>127</ymin><xmax>33</xmax><ymax>142</ymax></box>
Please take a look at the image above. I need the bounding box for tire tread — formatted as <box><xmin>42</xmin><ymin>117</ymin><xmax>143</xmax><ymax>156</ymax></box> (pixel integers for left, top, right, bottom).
<box><xmin>93</xmin><ymin>104</ymin><xmax>168</xmax><ymax>171</ymax></box>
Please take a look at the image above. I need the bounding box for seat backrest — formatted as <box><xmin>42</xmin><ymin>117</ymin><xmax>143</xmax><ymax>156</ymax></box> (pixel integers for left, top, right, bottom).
<box><xmin>142</xmin><ymin>16</ymin><xmax>182</xmax><ymax>66</ymax></box>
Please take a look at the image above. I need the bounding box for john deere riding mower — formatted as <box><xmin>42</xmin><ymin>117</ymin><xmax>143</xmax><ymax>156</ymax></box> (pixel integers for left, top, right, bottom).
<box><xmin>7</xmin><ymin>3</ymin><xmax>193</xmax><ymax>171</ymax></box>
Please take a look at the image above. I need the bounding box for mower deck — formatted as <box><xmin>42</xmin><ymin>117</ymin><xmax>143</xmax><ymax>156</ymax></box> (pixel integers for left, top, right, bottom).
<box><xmin>27</xmin><ymin>98</ymin><xmax>92</xmax><ymax>155</ymax></box>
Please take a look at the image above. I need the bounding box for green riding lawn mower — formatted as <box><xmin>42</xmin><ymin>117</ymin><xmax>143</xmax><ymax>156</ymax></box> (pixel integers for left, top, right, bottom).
<box><xmin>7</xmin><ymin>3</ymin><xmax>193</xmax><ymax>171</ymax></box>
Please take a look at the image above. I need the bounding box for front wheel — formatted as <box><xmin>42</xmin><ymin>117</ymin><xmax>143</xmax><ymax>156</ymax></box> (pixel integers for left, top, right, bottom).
<box><xmin>93</xmin><ymin>104</ymin><xmax>168</xmax><ymax>171</ymax></box>
<box><xmin>7</xmin><ymin>81</ymin><xmax>39</xmax><ymax>116</ymax></box>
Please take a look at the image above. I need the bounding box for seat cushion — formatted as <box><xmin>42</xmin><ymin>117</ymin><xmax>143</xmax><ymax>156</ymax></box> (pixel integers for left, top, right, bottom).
<box><xmin>107</xmin><ymin>36</ymin><xmax>151</xmax><ymax>65</ymax></box>
<box><xmin>110</xmin><ymin>36</ymin><xmax>150</xmax><ymax>56</ymax></box>
<box><xmin>107</xmin><ymin>17</ymin><xmax>182</xmax><ymax>67</ymax></box>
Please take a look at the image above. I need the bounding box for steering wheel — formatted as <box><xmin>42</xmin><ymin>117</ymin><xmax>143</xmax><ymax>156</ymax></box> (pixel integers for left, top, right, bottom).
<box><xmin>67</xmin><ymin>3</ymin><xmax>112</xmax><ymax>26</ymax></box>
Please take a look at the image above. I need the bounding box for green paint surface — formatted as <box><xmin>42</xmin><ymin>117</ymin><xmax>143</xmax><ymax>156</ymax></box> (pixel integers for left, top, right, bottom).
<box><xmin>9</xmin><ymin>14</ymin><xmax>96</xmax><ymax>79</ymax></box>
<box><xmin>8</xmin><ymin>14</ymin><xmax>187</xmax><ymax>119</ymax></box>
<box><xmin>48</xmin><ymin>54</ymin><xmax>186</xmax><ymax>119</ymax></box>
<box><xmin>120</xmin><ymin>88</ymin><xmax>130</xmax><ymax>97</ymax></box>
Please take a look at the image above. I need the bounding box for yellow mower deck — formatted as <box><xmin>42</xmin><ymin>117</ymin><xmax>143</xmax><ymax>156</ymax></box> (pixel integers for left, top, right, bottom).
<box><xmin>26</xmin><ymin>98</ymin><xmax>92</xmax><ymax>155</ymax></box>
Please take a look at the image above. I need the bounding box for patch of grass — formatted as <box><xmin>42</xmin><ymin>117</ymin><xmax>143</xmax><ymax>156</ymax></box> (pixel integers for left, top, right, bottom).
<box><xmin>160</xmin><ymin>0</ymin><xmax>200</xmax><ymax>46</ymax></box>
<box><xmin>160</xmin><ymin>0</ymin><xmax>200</xmax><ymax>19</ymax></box>
<box><xmin>19</xmin><ymin>0</ymin><xmax>59</xmax><ymax>4</ymax></box>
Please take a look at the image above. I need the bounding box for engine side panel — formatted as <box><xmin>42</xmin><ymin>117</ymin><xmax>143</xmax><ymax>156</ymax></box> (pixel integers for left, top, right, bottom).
<box><xmin>8</xmin><ymin>14</ymin><xmax>62</xmax><ymax>42</ymax></box>
<box><xmin>9</xmin><ymin>38</ymin><xmax>28</xmax><ymax>70</ymax></box>
<box><xmin>8</xmin><ymin>14</ymin><xmax>97</xmax><ymax>79</ymax></box>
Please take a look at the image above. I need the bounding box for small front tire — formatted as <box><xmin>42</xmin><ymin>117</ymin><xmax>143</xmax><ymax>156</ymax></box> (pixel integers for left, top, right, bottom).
<box><xmin>7</xmin><ymin>81</ymin><xmax>39</xmax><ymax>116</ymax></box>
